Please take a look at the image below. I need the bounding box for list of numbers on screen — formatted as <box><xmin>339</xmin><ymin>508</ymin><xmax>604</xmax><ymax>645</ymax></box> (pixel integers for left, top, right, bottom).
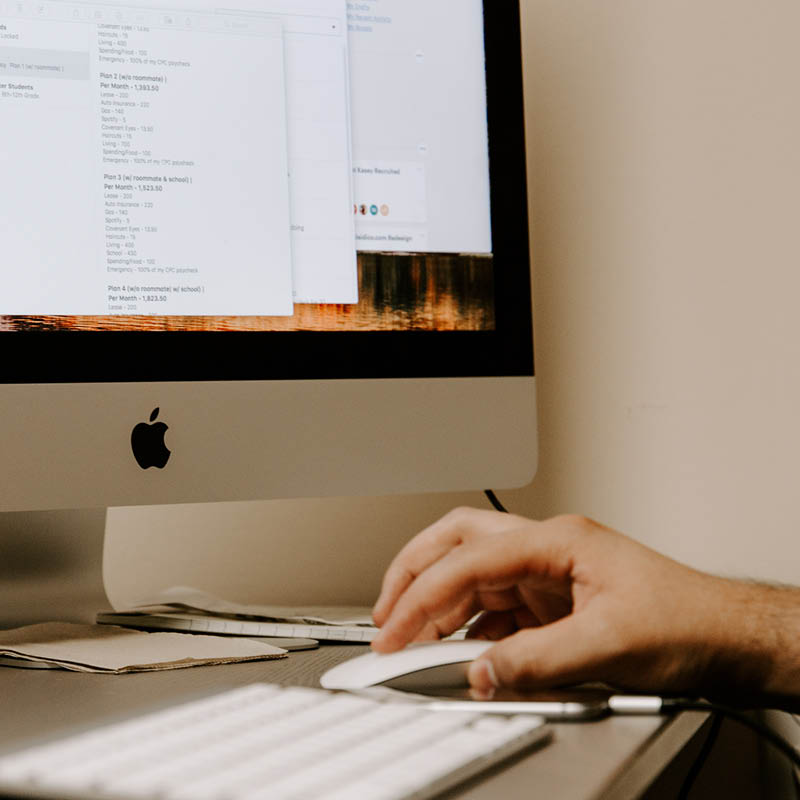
<box><xmin>0</xmin><ymin>0</ymin><xmax>491</xmax><ymax>317</ymax></box>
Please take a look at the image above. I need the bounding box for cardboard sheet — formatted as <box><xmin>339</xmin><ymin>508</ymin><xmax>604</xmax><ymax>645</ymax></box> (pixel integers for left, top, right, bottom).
<box><xmin>0</xmin><ymin>622</ymin><xmax>287</xmax><ymax>673</ymax></box>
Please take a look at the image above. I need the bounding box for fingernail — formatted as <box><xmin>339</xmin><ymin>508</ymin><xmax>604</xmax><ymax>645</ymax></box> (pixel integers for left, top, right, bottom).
<box><xmin>470</xmin><ymin>685</ymin><xmax>495</xmax><ymax>701</ymax></box>
<box><xmin>468</xmin><ymin>658</ymin><xmax>499</xmax><ymax>700</ymax></box>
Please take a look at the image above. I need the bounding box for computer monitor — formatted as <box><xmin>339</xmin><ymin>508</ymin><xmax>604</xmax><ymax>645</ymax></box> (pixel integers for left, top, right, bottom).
<box><xmin>0</xmin><ymin>0</ymin><xmax>536</xmax><ymax>514</ymax></box>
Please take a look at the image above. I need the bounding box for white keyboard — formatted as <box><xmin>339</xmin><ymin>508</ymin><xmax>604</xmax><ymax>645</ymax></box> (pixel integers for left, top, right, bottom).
<box><xmin>0</xmin><ymin>683</ymin><xmax>550</xmax><ymax>800</ymax></box>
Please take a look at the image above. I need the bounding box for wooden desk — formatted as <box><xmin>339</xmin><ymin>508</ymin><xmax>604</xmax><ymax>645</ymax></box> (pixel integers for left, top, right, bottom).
<box><xmin>0</xmin><ymin>642</ymin><xmax>708</xmax><ymax>800</ymax></box>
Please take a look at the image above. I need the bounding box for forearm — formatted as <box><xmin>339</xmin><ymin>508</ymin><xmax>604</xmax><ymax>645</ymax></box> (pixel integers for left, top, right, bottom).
<box><xmin>705</xmin><ymin>579</ymin><xmax>800</xmax><ymax>708</ymax></box>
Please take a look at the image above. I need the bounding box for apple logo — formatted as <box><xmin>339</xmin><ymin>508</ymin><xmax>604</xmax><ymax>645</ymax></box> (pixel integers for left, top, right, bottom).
<box><xmin>131</xmin><ymin>407</ymin><xmax>171</xmax><ymax>469</ymax></box>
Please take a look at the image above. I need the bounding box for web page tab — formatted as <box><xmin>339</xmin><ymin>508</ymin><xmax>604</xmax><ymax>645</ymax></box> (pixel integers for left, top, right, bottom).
<box><xmin>348</xmin><ymin>0</ymin><xmax>492</xmax><ymax>256</ymax></box>
<box><xmin>0</xmin><ymin>2</ymin><xmax>294</xmax><ymax>316</ymax></box>
<box><xmin>132</xmin><ymin>0</ymin><xmax>359</xmax><ymax>304</ymax></box>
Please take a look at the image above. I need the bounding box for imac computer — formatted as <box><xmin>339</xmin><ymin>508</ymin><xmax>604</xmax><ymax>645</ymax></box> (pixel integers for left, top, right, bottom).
<box><xmin>0</xmin><ymin>1</ymin><xmax>536</xmax><ymax>518</ymax></box>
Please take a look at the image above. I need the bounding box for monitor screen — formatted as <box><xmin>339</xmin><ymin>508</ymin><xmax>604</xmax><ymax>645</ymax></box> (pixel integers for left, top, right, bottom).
<box><xmin>1</xmin><ymin>0</ymin><xmax>532</xmax><ymax>383</ymax></box>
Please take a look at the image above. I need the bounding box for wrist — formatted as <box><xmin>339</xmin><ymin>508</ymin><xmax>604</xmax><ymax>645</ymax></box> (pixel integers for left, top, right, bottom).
<box><xmin>703</xmin><ymin>579</ymin><xmax>800</xmax><ymax>701</ymax></box>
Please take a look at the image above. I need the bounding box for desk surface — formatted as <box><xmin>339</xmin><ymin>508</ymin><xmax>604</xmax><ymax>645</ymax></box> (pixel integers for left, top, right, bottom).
<box><xmin>0</xmin><ymin>642</ymin><xmax>707</xmax><ymax>800</ymax></box>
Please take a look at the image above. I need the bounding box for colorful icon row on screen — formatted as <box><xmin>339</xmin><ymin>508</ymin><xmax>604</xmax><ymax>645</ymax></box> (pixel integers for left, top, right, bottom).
<box><xmin>354</xmin><ymin>204</ymin><xmax>390</xmax><ymax>217</ymax></box>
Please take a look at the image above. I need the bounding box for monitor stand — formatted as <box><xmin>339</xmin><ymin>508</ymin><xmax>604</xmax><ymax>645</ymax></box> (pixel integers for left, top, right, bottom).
<box><xmin>102</xmin><ymin>493</ymin><xmax>480</xmax><ymax>612</ymax></box>
<box><xmin>0</xmin><ymin>508</ymin><xmax>107</xmax><ymax>629</ymax></box>
<box><xmin>0</xmin><ymin>493</ymin><xmax>480</xmax><ymax>630</ymax></box>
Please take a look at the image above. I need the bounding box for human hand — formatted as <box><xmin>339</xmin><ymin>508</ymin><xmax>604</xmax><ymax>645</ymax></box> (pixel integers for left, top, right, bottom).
<box><xmin>372</xmin><ymin>509</ymin><xmax>799</xmax><ymax>702</ymax></box>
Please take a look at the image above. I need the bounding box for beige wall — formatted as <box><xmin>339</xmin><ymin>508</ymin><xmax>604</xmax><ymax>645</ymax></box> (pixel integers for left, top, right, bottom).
<box><xmin>4</xmin><ymin>0</ymin><xmax>800</xmax><ymax>611</ymax></box>
<box><xmin>510</xmin><ymin>0</ymin><xmax>800</xmax><ymax>583</ymax></box>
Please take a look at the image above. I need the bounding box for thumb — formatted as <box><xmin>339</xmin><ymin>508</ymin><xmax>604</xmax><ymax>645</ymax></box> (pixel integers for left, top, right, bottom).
<box><xmin>467</xmin><ymin>616</ymin><xmax>604</xmax><ymax>695</ymax></box>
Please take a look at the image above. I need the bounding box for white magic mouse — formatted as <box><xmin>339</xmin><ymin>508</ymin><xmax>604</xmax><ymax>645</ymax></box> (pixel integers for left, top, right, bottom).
<box><xmin>320</xmin><ymin>640</ymin><xmax>493</xmax><ymax>691</ymax></box>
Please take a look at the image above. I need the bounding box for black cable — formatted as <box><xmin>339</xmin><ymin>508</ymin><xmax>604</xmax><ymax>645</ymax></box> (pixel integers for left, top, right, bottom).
<box><xmin>665</xmin><ymin>700</ymin><xmax>800</xmax><ymax>771</ymax></box>
<box><xmin>484</xmin><ymin>490</ymin><xmax>508</xmax><ymax>513</ymax></box>
<box><xmin>677</xmin><ymin>712</ymin><xmax>723</xmax><ymax>800</ymax></box>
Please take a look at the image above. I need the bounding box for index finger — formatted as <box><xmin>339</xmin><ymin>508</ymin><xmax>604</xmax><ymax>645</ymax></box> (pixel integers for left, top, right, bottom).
<box><xmin>372</xmin><ymin>507</ymin><xmax>524</xmax><ymax>626</ymax></box>
<box><xmin>372</xmin><ymin>525</ymin><xmax>577</xmax><ymax>652</ymax></box>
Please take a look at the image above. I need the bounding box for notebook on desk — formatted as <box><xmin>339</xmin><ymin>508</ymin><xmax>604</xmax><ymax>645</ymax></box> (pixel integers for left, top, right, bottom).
<box><xmin>98</xmin><ymin>586</ymin><xmax>380</xmax><ymax>643</ymax></box>
<box><xmin>97</xmin><ymin>609</ymin><xmax>379</xmax><ymax>643</ymax></box>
